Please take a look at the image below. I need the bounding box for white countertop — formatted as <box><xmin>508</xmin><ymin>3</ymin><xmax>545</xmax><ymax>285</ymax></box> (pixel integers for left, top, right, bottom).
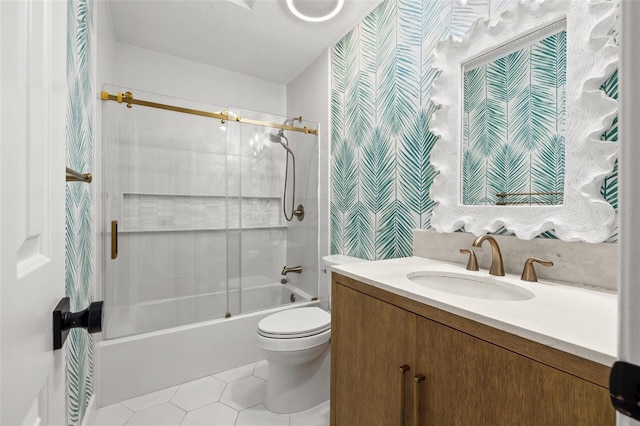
<box><xmin>332</xmin><ymin>256</ymin><xmax>618</xmax><ymax>366</ymax></box>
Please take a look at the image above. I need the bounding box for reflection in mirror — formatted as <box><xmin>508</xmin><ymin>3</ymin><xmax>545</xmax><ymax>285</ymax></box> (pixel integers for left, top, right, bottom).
<box><xmin>461</xmin><ymin>21</ymin><xmax>566</xmax><ymax>207</ymax></box>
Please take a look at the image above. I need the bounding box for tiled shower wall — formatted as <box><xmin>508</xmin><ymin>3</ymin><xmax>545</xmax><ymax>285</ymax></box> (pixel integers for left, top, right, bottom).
<box><xmin>330</xmin><ymin>0</ymin><xmax>619</xmax><ymax>260</ymax></box>
<box><xmin>66</xmin><ymin>0</ymin><xmax>95</xmax><ymax>424</ymax></box>
<box><xmin>121</xmin><ymin>194</ymin><xmax>282</xmax><ymax>230</ymax></box>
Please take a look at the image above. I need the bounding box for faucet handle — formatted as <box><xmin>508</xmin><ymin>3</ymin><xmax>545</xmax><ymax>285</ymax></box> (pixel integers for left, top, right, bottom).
<box><xmin>521</xmin><ymin>257</ymin><xmax>554</xmax><ymax>282</ymax></box>
<box><xmin>459</xmin><ymin>249</ymin><xmax>479</xmax><ymax>271</ymax></box>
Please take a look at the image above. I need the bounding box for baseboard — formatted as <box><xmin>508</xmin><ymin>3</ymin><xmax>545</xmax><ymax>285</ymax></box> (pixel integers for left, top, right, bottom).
<box><xmin>80</xmin><ymin>395</ymin><xmax>98</xmax><ymax>426</ymax></box>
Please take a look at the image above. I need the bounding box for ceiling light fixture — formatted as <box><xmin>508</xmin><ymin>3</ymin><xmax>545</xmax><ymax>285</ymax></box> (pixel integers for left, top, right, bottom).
<box><xmin>286</xmin><ymin>0</ymin><xmax>345</xmax><ymax>23</ymax></box>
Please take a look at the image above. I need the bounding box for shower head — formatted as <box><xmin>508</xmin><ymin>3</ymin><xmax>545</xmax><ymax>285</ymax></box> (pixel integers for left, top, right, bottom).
<box><xmin>282</xmin><ymin>116</ymin><xmax>302</xmax><ymax>127</ymax></box>
<box><xmin>267</xmin><ymin>116</ymin><xmax>301</xmax><ymax>154</ymax></box>
<box><xmin>267</xmin><ymin>132</ymin><xmax>293</xmax><ymax>155</ymax></box>
<box><xmin>268</xmin><ymin>132</ymin><xmax>283</xmax><ymax>144</ymax></box>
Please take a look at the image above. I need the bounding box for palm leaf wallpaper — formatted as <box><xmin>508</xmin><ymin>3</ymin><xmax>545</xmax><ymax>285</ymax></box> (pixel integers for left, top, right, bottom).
<box><xmin>462</xmin><ymin>150</ymin><xmax>486</xmax><ymax>206</ymax></box>
<box><xmin>601</xmin><ymin>68</ymin><xmax>618</xmax><ymax>241</ymax></box>
<box><xmin>66</xmin><ymin>0</ymin><xmax>94</xmax><ymax>424</ymax></box>
<box><xmin>331</xmin><ymin>0</ymin><xmax>619</xmax><ymax>259</ymax></box>
<box><xmin>462</xmin><ymin>30</ymin><xmax>566</xmax><ymax>206</ymax></box>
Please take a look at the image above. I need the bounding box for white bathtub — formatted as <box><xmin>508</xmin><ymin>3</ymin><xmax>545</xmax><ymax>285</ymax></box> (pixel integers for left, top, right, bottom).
<box><xmin>104</xmin><ymin>283</ymin><xmax>310</xmax><ymax>339</ymax></box>
<box><xmin>97</xmin><ymin>284</ymin><xmax>316</xmax><ymax>406</ymax></box>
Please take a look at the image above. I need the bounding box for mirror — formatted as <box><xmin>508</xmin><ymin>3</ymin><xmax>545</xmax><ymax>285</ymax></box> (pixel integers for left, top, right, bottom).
<box><xmin>428</xmin><ymin>0</ymin><xmax>618</xmax><ymax>242</ymax></box>
<box><xmin>461</xmin><ymin>22</ymin><xmax>566</xmax><ymax>207</ymax></box>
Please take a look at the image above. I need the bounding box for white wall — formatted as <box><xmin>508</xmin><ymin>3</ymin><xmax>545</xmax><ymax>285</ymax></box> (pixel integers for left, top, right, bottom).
<box><xmin>110</xmin><ymin>42</ymin><xmax>286</xmax><ymax>115</ymax></box>
<box><xmin>286</xmin><ymin>50</ymin><xmax>330</xmax><ymax>309</ymax></box>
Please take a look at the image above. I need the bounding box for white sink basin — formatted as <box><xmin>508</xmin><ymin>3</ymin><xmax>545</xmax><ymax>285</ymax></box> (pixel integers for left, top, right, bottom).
<box><xmin>406</xmin><ymin>271</ymin><xmax>535</xmax><ymax>301</ymax></box>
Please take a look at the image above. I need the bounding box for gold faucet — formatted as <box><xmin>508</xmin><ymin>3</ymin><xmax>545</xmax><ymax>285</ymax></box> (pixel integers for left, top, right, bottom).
<box><xmin>281</xmin><ymin>265</ymin><xmax>302</xmax><ymax>275</ymax></box>
<box><xmin>472</xmin><ymin>235</ymin><xmax>505</xmax><ymax>276</ymax></box>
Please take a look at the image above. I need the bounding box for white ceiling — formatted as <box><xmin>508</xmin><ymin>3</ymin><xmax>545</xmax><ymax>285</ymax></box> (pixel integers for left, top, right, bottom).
<box><xmin>107</xmin><ymin>0</ymin><xmax>383</xmax><ymax>84</ymax></box>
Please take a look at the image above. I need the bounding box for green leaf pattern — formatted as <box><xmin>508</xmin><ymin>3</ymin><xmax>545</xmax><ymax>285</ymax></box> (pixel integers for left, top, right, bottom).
<box><xmin>66</xmin><ymin>0</ymin><xmax>94</xmax><ymax>424</ymax></box>
<box><xmin>601</xmin><ymin>67</ymin><xmax>618</xmax><ymax>239</ymax></box>
<box><xmin>399</xmin><ymin>108</ymin><xmax>438</xmax><ymax>228</ymax></box>
<box><xmin>331</xmin><ymin>0</ymin><xmax>438</xmax><ymax>259</ymax></box>
<box><xmin>462</xmin><ymin>31</ymin><xmax>567</xmax><ymax>206</ymax></box>
<box><xmin>462</xmin><ymin>150</ymin><xmax>486</xmax><ymax>205</ymax></box>
<box><xmin>531</xmin><ymin>135</ymin><xmax>566</xmax><ymax>205</ymax></box>
<box><xmin>331</xmin><ymin>138</ymin><xmax>358</xmax><ymax>254</ymax></box>
<box><xmin>331</xmin><ymin>0</ymin><xmax>618</xmax><ymax>258</ymax></box>
<box><xmin>488</xmin><ymin>143</ymin><xmax>529</xmax><ymax>206</ymax></box>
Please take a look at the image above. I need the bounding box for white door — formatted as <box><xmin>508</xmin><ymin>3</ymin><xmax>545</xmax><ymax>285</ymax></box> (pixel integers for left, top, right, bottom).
<box><xmin>1</xmin><ymin>0</ymin><xmax>68</xmax><ymax>425</ymax></box>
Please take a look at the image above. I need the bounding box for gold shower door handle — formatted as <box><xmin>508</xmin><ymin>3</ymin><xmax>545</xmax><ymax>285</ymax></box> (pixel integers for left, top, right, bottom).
<box><xmin>399</xmin><ymin>365</ymin><xmax>410</xmax><ymax>426</ymax></box>
<box><xmin>111</xmin><ymin>220</ymin><xmax>118</xmax><ymax>259</ymax></box>
<box><xmin>414</xmin><ymin>374</ymin><xmax>425</xmax><ymax>426</ymax></box>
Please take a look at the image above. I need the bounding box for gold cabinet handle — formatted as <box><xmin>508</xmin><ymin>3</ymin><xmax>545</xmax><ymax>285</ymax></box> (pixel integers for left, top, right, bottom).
<box><xmin>520</xmin><ymin>257</ymin><xmax>553</xmax><ymax>282</ymax></box>
<box><xmin>399</xmin><ymin>365</ymin><xmax>410</xmax><ymax>426</ymax></box>
<box><xmin>111</xmin><ymin>220</ymin><xmax>118</xmax><ymax>259</ymax></box>
<box><xmin>414</xmin><ymin>374</ymin><xmax>425</xmax><ymax>426</ymax></box>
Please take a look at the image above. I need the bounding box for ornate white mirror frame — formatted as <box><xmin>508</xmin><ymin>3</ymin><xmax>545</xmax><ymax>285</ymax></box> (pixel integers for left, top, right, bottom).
<box><xmin>428</xmin><ymin>0</ymin><xmax>618</xmax><ymax>242</ymax></box>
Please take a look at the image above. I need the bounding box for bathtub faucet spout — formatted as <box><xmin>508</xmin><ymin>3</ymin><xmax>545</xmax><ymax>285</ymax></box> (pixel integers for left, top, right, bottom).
<box><xmin>281</xmin><ymin>265</ymin><xmax>303</xmax><ymax>275</ymax></box>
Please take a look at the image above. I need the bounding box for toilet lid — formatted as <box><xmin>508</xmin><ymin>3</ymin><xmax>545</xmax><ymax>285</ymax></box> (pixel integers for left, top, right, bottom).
<box><xmin>258</xmin><ymin>307</ymin><xmax>331</xmax><ymax>338</ymax></box>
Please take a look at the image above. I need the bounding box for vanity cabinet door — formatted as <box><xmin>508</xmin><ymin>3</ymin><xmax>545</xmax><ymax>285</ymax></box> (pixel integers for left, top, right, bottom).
<box><xmin>414</xmin><ymin>316</ymin><xmax>613</xmax><ymax>425</ymax></box>
<box><xmin>331</xmin><ymin>282</ymin><xmax>416</xmax><ymax>426</ymax></box>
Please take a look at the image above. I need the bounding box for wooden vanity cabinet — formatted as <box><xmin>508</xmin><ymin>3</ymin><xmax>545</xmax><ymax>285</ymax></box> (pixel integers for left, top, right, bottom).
<box><xmin>331</xmin><ymin>273</ymin><xmax>614</xmax><ymax>426</ymax></box>
<box><xmin>331</xmin><ymin>280</ymin><xmax>416</xmax><ymax>425</ymax></box>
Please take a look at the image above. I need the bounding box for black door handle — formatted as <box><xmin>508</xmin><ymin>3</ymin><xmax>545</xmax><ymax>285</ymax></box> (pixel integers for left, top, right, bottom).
<box><xmin>610</xmin><ymin>360</ymin><xmax>640</xmax><ymax>421</ymax></box>
<box><xmin>52</xmin><ymin>297</ymin><xmax>103</xmax><ymax>350</ymax></box>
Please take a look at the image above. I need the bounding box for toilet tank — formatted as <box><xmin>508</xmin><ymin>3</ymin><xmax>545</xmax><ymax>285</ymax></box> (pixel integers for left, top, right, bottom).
<box><xmin>322</xmin><ymin>255</ymin><xmax>368</xmax><ymax>310</ymax></box>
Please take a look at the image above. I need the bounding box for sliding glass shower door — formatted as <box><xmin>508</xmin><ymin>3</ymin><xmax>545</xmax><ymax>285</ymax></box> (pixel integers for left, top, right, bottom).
<box><xmin>226</xmin><ymin>107</ymin><xmax>319</xmax><ymax>316</ymax></box>
<box><xmin>101</xmin><ymin>86</ymin><xmax>319</xmax><ymax>340</ymax></box>
<box><xmin>226</xmin><ymin>108</ymin><xmax>287</xmax><ymax>316</ymax></box>
<box><xmin>102</xmin><ymin>86</ymin><xmax>230</xmax><ymax>339</ymax></box>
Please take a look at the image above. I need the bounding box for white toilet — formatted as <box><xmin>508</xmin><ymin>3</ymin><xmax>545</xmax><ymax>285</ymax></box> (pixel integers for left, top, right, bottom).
<box><xmin>256</xmin><ymin>255</ymin><xmax>366</xmax><ymax>414</ymax></box>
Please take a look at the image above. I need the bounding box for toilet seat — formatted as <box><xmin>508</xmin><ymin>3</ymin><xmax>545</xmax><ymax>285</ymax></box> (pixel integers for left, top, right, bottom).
<box><xmin>257</xmin><ymin>328</ymin><xmax>330</xmax><ymax>352</ymax></box>
<box><xmin>258</xmin><ymin>307</ymin><xmax>331</xmax><ymax>339</ymax></box>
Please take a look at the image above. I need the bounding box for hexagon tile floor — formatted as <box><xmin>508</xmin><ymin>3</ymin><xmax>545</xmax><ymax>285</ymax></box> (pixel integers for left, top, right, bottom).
<box><xmin>93</xmin><ymin>360</ymin><xmax>329</xmax><ymax>426</ymax></box>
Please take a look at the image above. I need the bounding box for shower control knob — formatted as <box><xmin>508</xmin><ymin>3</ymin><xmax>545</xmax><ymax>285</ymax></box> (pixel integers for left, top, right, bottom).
<box><xmin>52</xmin><ymin>297</ymin><xmax>104</xmax><ymax>350</ymax></box>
